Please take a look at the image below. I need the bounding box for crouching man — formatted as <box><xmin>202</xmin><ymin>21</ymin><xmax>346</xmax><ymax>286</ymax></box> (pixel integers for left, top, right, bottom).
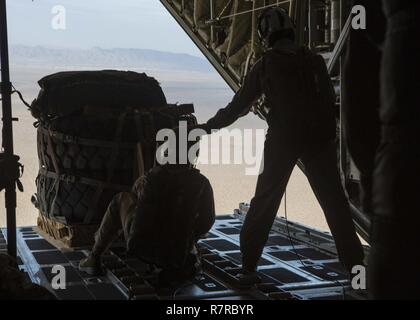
<box><xmin>79</xmin><ymin>125</ymin><xmax>215</xmax><ymax>284</ymax></box>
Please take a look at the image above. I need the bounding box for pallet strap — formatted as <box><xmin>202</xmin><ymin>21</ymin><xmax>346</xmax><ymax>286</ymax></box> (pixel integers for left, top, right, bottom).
<box><xmin>39</xmin><ymin>126</ymin><xmax>137</xmax><ymax>149</ymax></box>
<box><xmin>38</xmin><ymin>168</ymin><xmax>131</xmax><ymax>192</ymax></box>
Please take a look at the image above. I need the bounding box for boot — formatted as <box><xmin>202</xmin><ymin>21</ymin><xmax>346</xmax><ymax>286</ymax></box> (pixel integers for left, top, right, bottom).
<box><xmin>78</xmin><ymin>253</ymin><xmax>102</xmax><ymax>276</ymax></box>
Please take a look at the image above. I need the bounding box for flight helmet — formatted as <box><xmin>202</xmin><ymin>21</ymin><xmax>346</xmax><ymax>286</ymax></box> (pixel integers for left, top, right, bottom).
<box><xmin>257</xmin><ymin>7</ymin><xmax>296</xmax><ymax>48</ymax></box>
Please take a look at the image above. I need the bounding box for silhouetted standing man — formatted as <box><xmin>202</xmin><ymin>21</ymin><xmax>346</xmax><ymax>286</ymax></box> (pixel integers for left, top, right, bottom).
<box><xmin>199</xmin><ymin>7</ymin><xmax>364</xmax><ymax>274</ymax></box>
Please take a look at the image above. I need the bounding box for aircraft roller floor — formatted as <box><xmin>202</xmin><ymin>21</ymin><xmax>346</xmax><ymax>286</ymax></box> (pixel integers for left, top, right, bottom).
<box><xmin>1</xmin><ymin>213</ymin><xmax>363</xmax><ymax>300</ymax></box>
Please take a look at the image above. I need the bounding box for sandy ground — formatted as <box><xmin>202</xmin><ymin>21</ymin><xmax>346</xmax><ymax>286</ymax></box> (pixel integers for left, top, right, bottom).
<box><xmin>0</xmin><ymin>65</ymin><xmax>328</xmax><ymax>232</ymax></box>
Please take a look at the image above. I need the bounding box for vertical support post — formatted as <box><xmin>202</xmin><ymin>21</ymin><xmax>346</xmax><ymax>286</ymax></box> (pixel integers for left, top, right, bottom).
<box><xmin>294</xmin><ymin>0</ymin><xmax>307</xmax><ymax>46</ymax></box>
<box><xmin>0</xmin><ymin>0</ymin><xmax>17</xmax><ymax>258</ymax></box>
<box><xmin>324</xmin><ymin>0</ymin><xmax>331</xmax><ymax>45</ymax></box>
<box><xmin>338</xmin><ymin>0</ymin><xmax>347</xmax><ymax>184</ymax></box>
<box><xmin>209</xmin><ymin>0</ymin><xmax>214</xmax><ymax>45</ymax></box>
<box><xmin>330</xmin><ymin>0</ymin><xmax>340</xmax><ymax>44</ymax></box>
<box><xmin>308</xmin><ymin>0</ymin><xmax>312</xmax><ymax>49</ymax></box>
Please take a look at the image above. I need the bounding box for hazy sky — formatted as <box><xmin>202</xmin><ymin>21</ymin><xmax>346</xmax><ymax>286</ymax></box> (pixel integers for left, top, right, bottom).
<box><xmin>7</xmin><ymin>0</ymin><xmax>203</xmax><ymax>56</ymax></box>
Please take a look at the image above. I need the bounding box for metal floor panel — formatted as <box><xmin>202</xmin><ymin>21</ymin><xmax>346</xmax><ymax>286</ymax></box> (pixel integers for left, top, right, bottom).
<box><xmin>3</xmin><ymin>214</ymin><xmax>357</xmax><ymax>300</ymax></box>
<box><xmin>225</xmin><ymin>252</ymin><xmax>274</xmax><ymax>267</ymax></box>
<box><xmin>25</xmin><ymin>239</ymin><xmax>56</xmax><ymax>251</ymax></box>
<box><xmin>262</xmin><ymin>268</ymin><xmax>308</xmax><ymax>284</ymax></box>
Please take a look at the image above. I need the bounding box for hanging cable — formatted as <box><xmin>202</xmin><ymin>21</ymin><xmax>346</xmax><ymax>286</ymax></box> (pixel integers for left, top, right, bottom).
<box><xmin>216</xmin><ymin>0</ymin><xmax>233</xmax><ymax>20</ymax></box>
<box><xmin>283</xmin><ymin>188</ymin><xmax>307</xmax><ymax>268</ymax></box>
<box><xmin>217</xmin><ymin>0</ymin><xmax>292</xmax><ymax>21</ymax></box>
<box><xmin>0</xmin><ymin>83</ymin><xmax>32</xmax><ymax>108</ymax></box>
<box><xmin>11</xmin><ymin>84</ymin><xmax>32</xmax><ymax>109</ymax></box>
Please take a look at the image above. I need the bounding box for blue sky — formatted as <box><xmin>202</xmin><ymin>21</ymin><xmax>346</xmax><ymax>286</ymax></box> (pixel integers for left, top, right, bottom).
<box><xmin>7</xmin><ymin>0</ymin><xmax>203</xmax><ymax>56</ymax></box>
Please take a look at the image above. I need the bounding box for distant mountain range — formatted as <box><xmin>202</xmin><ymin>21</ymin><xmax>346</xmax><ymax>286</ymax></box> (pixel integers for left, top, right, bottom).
<box><xmin>10</xmin><ymin>45</ymin><xmax>212</xmax><ymax>73</ymax></box>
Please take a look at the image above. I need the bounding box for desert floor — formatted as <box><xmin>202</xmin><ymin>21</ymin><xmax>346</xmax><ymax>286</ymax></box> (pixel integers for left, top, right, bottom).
<box><xmin>0</xmin><ymin>65</ymin><xmax>327</xmax><ymax>232</ymax></box>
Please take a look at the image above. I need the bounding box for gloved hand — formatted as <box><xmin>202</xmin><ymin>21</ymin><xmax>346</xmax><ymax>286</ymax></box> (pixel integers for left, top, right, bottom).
<box><xmin>0</xmin><ymin>154</ymin><xmax>24</xmax><ymax>191</ymax></box>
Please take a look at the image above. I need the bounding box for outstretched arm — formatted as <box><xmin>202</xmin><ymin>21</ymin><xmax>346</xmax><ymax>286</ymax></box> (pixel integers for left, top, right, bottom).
<box><xmin>205</xmin><ymin>59</ymin><xmax>264</xmax><ymax>131</ymax></box>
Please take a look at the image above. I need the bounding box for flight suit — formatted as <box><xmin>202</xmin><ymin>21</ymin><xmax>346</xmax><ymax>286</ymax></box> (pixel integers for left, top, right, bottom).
<box><xmin>369</xmin><ymin>0</ymin><xmax>420</xmax><ymax>299</ymax></box>
<box><xmin>92</xmin><ymin>165</ymin><xmax>215</xmax><ymax>271</ymax></box>
<box><xmin>205</xmin><ymin>40</ymin><xmax>364</xmax><ymax>272</ymax></box>
<box><xmin>343</xmin><ymin>0</ymin><xmax>420</xmax><ymax>299</ymax></box>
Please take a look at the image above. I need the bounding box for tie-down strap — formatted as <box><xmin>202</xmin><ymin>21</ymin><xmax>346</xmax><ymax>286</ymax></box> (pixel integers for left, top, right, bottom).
<box><xmin>38</xmin><ymin>168</ymin><xmax>131</xmax><ymax>192</ymax></box>
<box><xmin>39</xmin><ymin>126</ymin><xmax>137</xmax><ymax>149</ymax></box>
